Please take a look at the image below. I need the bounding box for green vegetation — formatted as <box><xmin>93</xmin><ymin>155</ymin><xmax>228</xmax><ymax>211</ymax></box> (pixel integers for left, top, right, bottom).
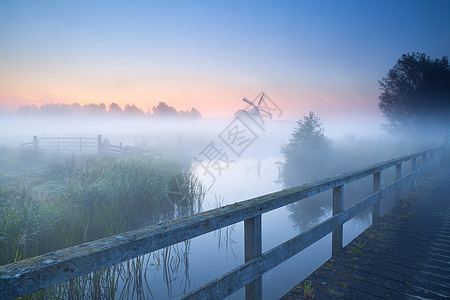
<box><xmin>303</xmin><ymin>280</ymin><xmax>315</xmax><ymax>298</ymax></box>
<box><xmin>281</xmin><ymin>111</ymin><xmax>330</xmax><ymax>186</ymax></box>
<box><xmin>0</xmin><ymin>147</ymin><xmax>203</xmax><ymax>266</ymax></box>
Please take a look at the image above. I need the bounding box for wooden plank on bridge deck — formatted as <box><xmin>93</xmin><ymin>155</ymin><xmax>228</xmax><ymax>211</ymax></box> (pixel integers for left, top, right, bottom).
<box><xmin>281</xmin><ymin>169</ymin><xmax>450</xmax><ymax>300</ymax></box>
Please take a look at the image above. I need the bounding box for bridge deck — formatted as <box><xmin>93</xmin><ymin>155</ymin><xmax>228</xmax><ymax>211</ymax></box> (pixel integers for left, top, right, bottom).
<box><xmin>282</xmin><ymin>169</ymin><xmax>450</xmax><ymax>299</ymax></box>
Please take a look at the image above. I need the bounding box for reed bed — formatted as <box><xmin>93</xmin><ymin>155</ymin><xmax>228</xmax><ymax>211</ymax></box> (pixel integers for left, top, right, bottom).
<box><xmin>0</xmin><ymin>148</ymin><xmax>204</xmax><ymax>267</ymax></box>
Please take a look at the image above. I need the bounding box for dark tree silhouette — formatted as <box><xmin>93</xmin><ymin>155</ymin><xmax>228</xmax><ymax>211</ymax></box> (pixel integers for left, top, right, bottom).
<box><xmin>82</xmin><ymin>103</ymin><xmax>106</xmax><ymax>113</ymax></box>
<box><xmin>16</xmin><ymin>101</ymin><xmax>202</xmax><ymax>119</ymax></box>
<box><xmin>124</xmin><ymin>104</ymin><xmax>144</xmax><ymax>114</ymax></box>
<box><xmin>189</xmin><ymin>107</ymin><xmax>201</xmax><ymax>118</ymax></box>
<box><xmin>179</xmin><ymin>107</ymin><xmax>202</xmax><ymax>118</ymax></box>
<box><xmin>152</xmin><ymin>102</ymin><xmax>178</xmax><ymax>117</ymax></box>
<box><xmin>109</xmin><ymin>102</ymin><xmax>123</xmax><ymax>113</ymax></box>
<box><xmin>379</xmin><ymin>53</ymin><xmax>450</xmax><ymax>133</ymax></box>
<box><xmin>72</xmin><ymin>103</ymin><xmax>82</xmax><ymax>112</ymax></box>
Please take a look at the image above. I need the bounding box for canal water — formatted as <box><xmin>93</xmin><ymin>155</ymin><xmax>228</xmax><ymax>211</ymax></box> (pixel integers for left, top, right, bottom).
<box><xmin>111</xmin><ymin>156</ymin><xmax>380</xmax><ymax>299</ymax></box>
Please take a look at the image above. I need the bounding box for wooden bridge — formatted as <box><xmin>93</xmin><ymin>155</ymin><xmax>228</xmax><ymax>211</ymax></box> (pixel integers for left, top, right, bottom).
<box><xmin>282</xmin><ymin>167</ymin><xmax>450</xmax><ymax>299</ymax></box>
<box><xmin>0</xmin><ymin>146</ymin><xmax>445</xmax><ymax>299</ymax></box>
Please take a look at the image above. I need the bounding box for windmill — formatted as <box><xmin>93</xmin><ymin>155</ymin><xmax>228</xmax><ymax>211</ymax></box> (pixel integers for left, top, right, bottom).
<box><xmin>235</xmin><ymin>92</ymin><xmax>272</xmax><ymax>125</ymax></box>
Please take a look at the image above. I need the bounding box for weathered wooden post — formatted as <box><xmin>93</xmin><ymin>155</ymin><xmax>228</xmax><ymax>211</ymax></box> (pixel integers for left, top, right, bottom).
<box><xmin>33</xmin><ymin>136</ymin><xmax>39</xmax><ymax>152</ymax></box>
<box><xmin>395</xmin><ymin>164</ymin><xmax>402</xmax><ymax>202</ymax></box>
<box><xmin>433</xmin><ymin>149</ymin><xmax>439</xmax><ymax>170</ymax></box>
<box><xmin>420</xmin><ymin>153</ymin><xmax>427</xmax><ymax>184</ymax></box>
<box><xmin>244</xmin><ymin>215</ymin><xmax>262</xmax><ymax>300</ymax></box>
<box><xmin>97</xmin><ymin>135</ymin><xmax>102</xmax><ymax>156</ymax></box>
<box><xmin>332</xmin><ymin>185</ymin><xmax>343</xmax><ymax>256</ymax></box>
<box><xmin>412</xmin><ymin>157</ymin><xmax>417</xmax><ymax>192</ymax></box>
<box><xmin>372</xmin><ymin>172</ymin><xmax>381</xmax><ymax>223</ymax></box>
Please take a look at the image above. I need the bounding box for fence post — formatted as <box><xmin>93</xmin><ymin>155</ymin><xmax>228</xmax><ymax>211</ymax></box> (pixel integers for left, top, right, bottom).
<box><xmin>372</xmin><ymin>172</ymin><xmax>381</xmax><ymax>223</ymax></box>
<box><xmin>332</xmin><ymin>185</ymin><xmax>343</xmax><ymax>256</ymax></box>
<box><xmin>33</xmin><ymin>136</ymin><xmax>39</xmax><ymax>152</ymax></box>
<box><xmin>244</xmin><ymin>215</ymin><xmax>262</xmax><ymax>300</ymax></box>
<box><xmin>98</xmin><ymin>135</ymin><xmax>102</xmax><ymax>156</ymax></box>
<box><xmin>412</xmin><ymin>157</ymin><xmax>417</xmax><ymax>192</ymax></box>
<box><xmin>420</xmin><ymin>153</ymin><xmax>427</xmax><ymax>184</ymax></box>
<box><xmin>395</xmin><ymin>164</ymin><xmax>402</xmax><ymax>202</ymax></box>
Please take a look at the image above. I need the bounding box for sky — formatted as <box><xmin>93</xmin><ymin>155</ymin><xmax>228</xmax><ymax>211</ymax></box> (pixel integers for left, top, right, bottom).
<box><xmin>1</xmin><ymin>0</ymin><xmax>450</xmax><ymax>120</ymax></box>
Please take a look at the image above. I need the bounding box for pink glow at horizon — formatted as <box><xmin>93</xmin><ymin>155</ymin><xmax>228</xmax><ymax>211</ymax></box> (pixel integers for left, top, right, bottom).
<box><xmin>1</xmin><ymin>1</ymin><xmax>449</xmax><ymax>121</ymax></box>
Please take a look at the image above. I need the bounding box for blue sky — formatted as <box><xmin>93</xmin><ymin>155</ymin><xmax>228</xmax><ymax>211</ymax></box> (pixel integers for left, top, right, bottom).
<box><xmin>1</xmin><ymin>0</ymin><xmax>449</xmax><ymax>119</ymax></box>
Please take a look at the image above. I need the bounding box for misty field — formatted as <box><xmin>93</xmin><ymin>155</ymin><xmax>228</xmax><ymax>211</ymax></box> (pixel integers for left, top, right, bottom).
<box><xmin>0</xmin><ymin>116</ymin><xmax>445</xmax><ymax>299</ymax></box>
<box><xmin>0</xmin><ymin>148</ymin><xmax>203</xmax><ymax>266</ymax></box>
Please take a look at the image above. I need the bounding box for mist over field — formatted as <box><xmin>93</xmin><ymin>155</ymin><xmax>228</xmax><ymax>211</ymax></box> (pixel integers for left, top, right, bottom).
<box><xmin>0</xmin><ymin>110</ymin><xmax>390</xmax><ymax>150</ymax></box>
<box><xmin>1</xmin><ymin>109</ymin><xmax>443</xmax><ymax>186</ymax></box>
<box><xmin>2</xmin><ymin>1</ymin><xmax>450</xmax><ymax>298</ymax></box>
<box><xmin>0</xmin><ymin>108</ymin><xmax>445</xmax><ymax>298</ymax></box>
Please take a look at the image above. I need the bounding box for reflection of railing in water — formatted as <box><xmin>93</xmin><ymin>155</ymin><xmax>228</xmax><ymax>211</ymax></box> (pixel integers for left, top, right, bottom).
<box><xmin>40</xmin><ymin>242</ymin><xmax>192</xmax><ymax>299</ymax></box>
<box><xmin>0</xmin><ymin>146</ymin><xmax>443</xmax><ymax>299</ymax></box>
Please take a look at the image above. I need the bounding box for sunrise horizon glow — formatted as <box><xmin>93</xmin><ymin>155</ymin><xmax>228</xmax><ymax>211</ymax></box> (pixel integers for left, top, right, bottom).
<box><xmin>1</xmin><ymin>0</ymin><xmax>450</xmax><ymax>121</ymax></box>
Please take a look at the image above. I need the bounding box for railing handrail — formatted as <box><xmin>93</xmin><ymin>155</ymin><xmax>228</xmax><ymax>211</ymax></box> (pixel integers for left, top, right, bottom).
<box><xmin>38</xmin><ymin>137</ymin><xmax>98</xmax><ymax>141</ymax></box>
<box><xmin>0</xmin><ymin>146</ymin><xmax>442</xmax><ymax>299</ymax></box>
<box><xmin>20</xmin><ymin>136</ymin><xmax>161</xmax><ymax>158</ymax></box>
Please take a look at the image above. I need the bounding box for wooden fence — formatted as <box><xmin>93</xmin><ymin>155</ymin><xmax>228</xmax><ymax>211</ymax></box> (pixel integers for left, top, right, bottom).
<box><xmin>20</xmin><ymin>135</ymin><xmax>160</xmax><ymax>159</ymax></box>
<box><xmin>0</xmin><ymin>146</ymin><xmax>442</xmax><ymax>299</ymax></box>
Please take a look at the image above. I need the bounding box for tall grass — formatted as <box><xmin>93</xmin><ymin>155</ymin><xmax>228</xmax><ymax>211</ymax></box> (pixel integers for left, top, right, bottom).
<box><xmin>0</xmin><ymin>150</ymin><xmax>204</xmax><ymax>266</ymax></box>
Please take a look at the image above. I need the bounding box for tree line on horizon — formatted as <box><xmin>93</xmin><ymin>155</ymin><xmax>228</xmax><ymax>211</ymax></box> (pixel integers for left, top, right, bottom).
<box><xmin>16</xmin><ymin>101</ymin><xmax>202</xmax><ymax>118</ymax></box>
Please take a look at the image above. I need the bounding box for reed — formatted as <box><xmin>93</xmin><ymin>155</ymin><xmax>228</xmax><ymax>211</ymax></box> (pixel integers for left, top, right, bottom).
<box><xmin>0</xmin><ymin>149</ymin><xmax>203</xmax><ymax>266</ymax></box>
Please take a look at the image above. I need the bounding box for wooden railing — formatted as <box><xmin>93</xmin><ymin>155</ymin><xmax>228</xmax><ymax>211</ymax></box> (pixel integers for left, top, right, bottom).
<box><xmin>19</xmin><ymin>135</ymin><xmax>160</xmax><ymax>159</ymax></box>
<box><xmin>20</xmin><ymin>135</ymin><xmax>101</xmax><ymax>155</ymax></box>
<box><xmin>0</xmin><ymin>146</ymin><xmax>442</xmax><ymax>299</ymax></box>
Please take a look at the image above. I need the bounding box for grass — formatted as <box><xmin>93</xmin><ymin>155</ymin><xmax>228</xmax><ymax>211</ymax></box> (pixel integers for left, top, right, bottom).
<box><xmin>350</xmin><ymin>241</ymin><xmax>366</xmax><ymax>255</ymax></box>
<box><xmin>0</xmin><ymin>147</ymin><xmax>204</xmax><ymax>270</ymax></box>
<box><xmin>0</xmin><ymin>147</ymin><xmax>205</xmax><ymax>298</ymax></box>
<box><xmin>303</xmin><ymin>280</ymin><xmax>315</xmax><ymax>298</ymax></box>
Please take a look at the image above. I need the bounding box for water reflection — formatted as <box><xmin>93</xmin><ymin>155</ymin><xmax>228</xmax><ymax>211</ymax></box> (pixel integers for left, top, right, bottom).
<box><xmin>31</xmin><ymin>156</ymin><xmax>377</xmax><ymax>299</ymax></box>
<box><xmin>287</xmin><ymin>194</ymin><xmax>331</xmax><ymax>232</ymax></box>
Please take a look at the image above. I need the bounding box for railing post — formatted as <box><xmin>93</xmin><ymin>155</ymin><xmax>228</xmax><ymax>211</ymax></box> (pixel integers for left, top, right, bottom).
<box><xmin>244</xmin><ymin>215</ymin><xmax>262</xmax><ymax>300</ymax></box>
<box><xmin>433</xmin><ymin>150</ymin><xmax>439</xmax><ymax>170</ymax></box>
<box><xmin>98</xmin><ymin>135</ymin><xmax>102</xmax><ymax>156</ymax></box>
<box><xmin>420</xmin><ymin>153</ymin><xmax>427</xmax><ymax>184</ymax></box>
<box><xmin>33</xmin><ymin>136</ymin><xmax>39</xmax><ymax>152</ymax></box>
<box><xmin>395</xmin><ymin>163</ymin><xmax>402</xmax><ymax>202</ymax></box>
<box><xmin>412</xmin><ymin>157</ymin><xmax>417</xmax><ymax>192</ymax></box>
<box><xmin>332</xmin><ymin>185</ymin><xmax>343</xmax><ymax>256</ymax></box>
<box><xmin>372</xmin><ymin>172</ymin><xmax>381</xmax><ymax>223</ymax></box>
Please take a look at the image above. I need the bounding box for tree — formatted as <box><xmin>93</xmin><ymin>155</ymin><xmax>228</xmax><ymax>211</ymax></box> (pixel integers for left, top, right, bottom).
<box><xmin>281</xmin><ymin>111</ymin><xmax>330</xmax><ymax>186</ymax></box>
<box><xmin>109</xmin><ymin>102</ymin><xmax>123</xmax><ymax>113</ymax></box>
<box><xmin>82</xmin><ymin>103</ymin><xmax>106</xmax><ymax>114</ymax></box>
<box><xmin>179</xmin><ymin>107</ymin><xmax>202</xmax><ymax>118</ymax></box>
<box><xmin>189</xmin><ymin>107</ymin><xmax>201</xmax><ymax>119</ymax></box>
<box><xmin>152</xmin><ymin>102</ymin><xmax>178</xmax><ymax>117</ymax></box>
<box><xmin>124</xmin><ymin>104</ymin><xmax>144</xmax><ymax>115</ymax></box>
<box><xmin>379</xmin><ymin>52</ymin><xmax>450</xmax><ymax>134</ymax></box>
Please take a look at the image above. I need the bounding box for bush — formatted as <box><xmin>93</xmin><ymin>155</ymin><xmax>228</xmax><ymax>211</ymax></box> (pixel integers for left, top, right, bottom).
<box><xmin>281</xmin><ymin>112</ymin><xmax>331</xmax><ymax>186</ymax></box>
